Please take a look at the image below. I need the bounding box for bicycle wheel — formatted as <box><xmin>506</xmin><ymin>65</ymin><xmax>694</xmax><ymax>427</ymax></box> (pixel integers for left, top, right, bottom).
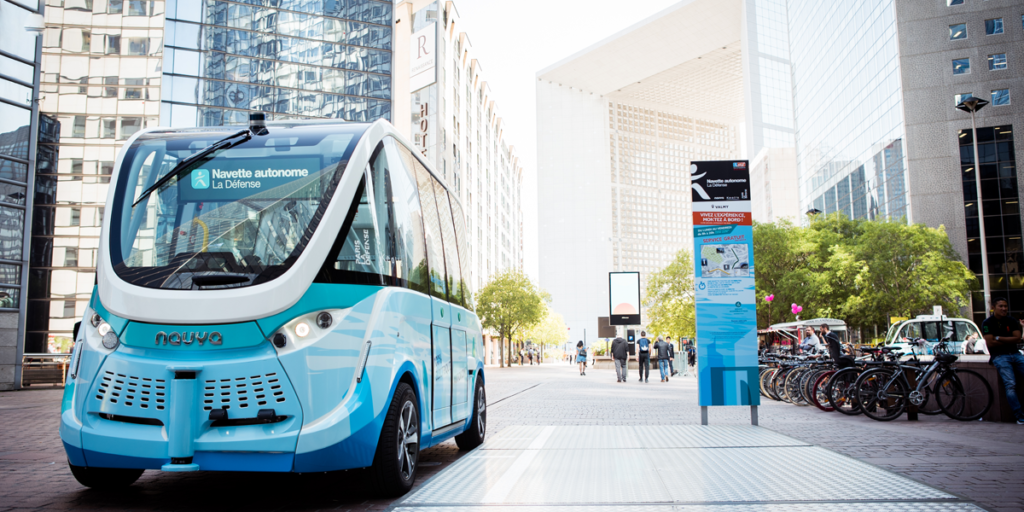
<box><xmin>771</xmin><ymin>369</ymin><xmax>789</xmax><ymax>402</ymax></box>
<box><xmin>800</xmin><ymin>370</ymin><xmax>821</xmax><ymax>405</ymax></box>
<box><xmin>812</xmin><ymin>370</ymin><xmax>835</xmax><ymax>411</ymax></box>
<box><xmin>936</xmin><ymin>369</ymin><xmax>993</xmax><ymax>421</ymax></box>
<box><xmin>855</xmin><ymin>368</ymin><xmax>908</xmax><ymax>421</ymax></box>
<box><xmin>916</xmin><ymin>370</ymin><xmax>943</xmax><ymax>416</ymax></box>
<box><xmin>785</xmin><ymin>369</ymin><xmax>807</xmax><ymax>405</ymax></box>
<box><xmin>827</xmin><ymin>368</ymin><xmax>862</xmax><ymax>416</ymax></box>
<box><xmin>760</xmin><ymin>368</ymin><xmax>775</xmax><ymax>398</ymax></box>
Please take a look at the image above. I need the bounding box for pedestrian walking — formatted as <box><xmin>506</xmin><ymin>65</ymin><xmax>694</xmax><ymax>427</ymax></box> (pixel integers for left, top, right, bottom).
<box><xmin>636</xmin><ymin>331</ymin><xmax>651</xmax><ymax>383</ymax></box>
<box><xmin>528</xmin><ymin>349</ymin><xmax>534</xmax><ymax>365</ymax></box>
<box><xmin>611</xmin><ymin>336</ymin><xmax>629</xmax><ymax>382</ymax></box>
<box><xmin>982</xmin><ymin>297</ymin><xmax>1024</xmax><ymax>424</ymax></box>
<box><xmin>519</xmin><ymin>348</ymin><xmax>525</xmax><ymax>366</ymax></box>
<box><xmin>666</xmin><ymin>336</ymin><xmax>678</xmax><ymax>376</ymax></box>
<box><xmin>654</xmin><ymin>336</ymin><xmax>673</xmax><ymax>382</ymax></box>
<box><xmin>687</xmin><ymin>345</ymin><xmax>696</xmax><ymax>373</ymax></box>
<box><xmin>575</xmin><ymin>341</ymin><xmax>587</xmax><ymax>376</ymax></box>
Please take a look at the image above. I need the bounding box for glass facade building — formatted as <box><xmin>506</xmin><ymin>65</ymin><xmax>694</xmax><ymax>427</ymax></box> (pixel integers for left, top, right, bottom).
<box><xmin>961</xmin><ymin>125</ymin><xmax>1019</xmax><ymax>324</ymax></box>
<box><xmin>1</xmin><ymin>0</ymin><xmax>45</xmax><ymax>388</ymax></box>
<box><xmin>787</xmin><ymin>0</ymin><xmax>908</xmax><ymax>221</ymax></box>
<box><xmin>32</xmin><ymin>0</ymin><xmax>393</xmax><ymax>353</ymax></box>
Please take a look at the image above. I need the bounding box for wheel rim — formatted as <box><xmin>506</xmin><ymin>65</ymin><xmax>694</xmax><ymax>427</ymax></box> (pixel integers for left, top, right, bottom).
<box><xmin>476</xmin><ymin>388</ymin><xmax>486</xmax><ymax>438</ymax></box>
<box><xmin>397</xmin><ymin>401</ymin><xmax>418</xmax><ymax>480</ymax></box>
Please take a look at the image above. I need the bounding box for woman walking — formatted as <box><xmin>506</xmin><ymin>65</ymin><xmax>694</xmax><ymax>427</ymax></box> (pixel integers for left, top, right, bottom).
<box><xmin>575</xmin><ymin>341</ymin><xmax>588</xmax><ymax>376</ymax></box>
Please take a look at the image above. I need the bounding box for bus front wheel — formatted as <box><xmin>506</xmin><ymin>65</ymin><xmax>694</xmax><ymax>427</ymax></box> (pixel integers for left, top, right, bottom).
<box><xmin>68</xmin><ymin>462</ymin><xmax>144</xmax><ymax>489</ymax></box>
<box><xmin>370</xmin><ymin>382</ymin><xmax>419</xmax><ymax>497</ymax></box>
<box><xmin>455</xmin><ymin>376</ymin><xmax>486</xmax><ymax>450</ymax></box>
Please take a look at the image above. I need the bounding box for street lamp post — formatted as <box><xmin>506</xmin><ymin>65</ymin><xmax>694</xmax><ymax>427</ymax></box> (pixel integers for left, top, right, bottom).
<box><xmin>956</xmin><ymin>97</ymin><xmax>991</xmax><ymax>314</ymax></box>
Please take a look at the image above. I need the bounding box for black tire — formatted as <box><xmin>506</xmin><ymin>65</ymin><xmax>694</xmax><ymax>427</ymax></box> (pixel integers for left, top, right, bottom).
<box><xmin>827</xmin><ymin>368</ymin><xmax>862</xmax><ymax>416</ymax></box>
<box><xmin>936</xmin><ymin>369</ymin><xmax>993</xmax><ymax>421</ymax></box>
<box><xmin>370</xmin><ymin>382</ymin><xmax>419</xmax><ymax>497</ymax></box>
<box><xmin>856</xmin><ymin>368</ymin><xmax>908</xmax><ymax>422</ymax></box>
<box><xmin>916</xmin><ymin>371</ymin><xmax>943</xmax><ymax>415</ymax></box>
<box><xmin>455</xmin><ymin>376</ymin><xmax>486</xmax><ymax>450</ymax></box>
<box><xmin>68</xmin><ymin>462</ymin><xmax>144</xmax><ymax>489</ymax></box>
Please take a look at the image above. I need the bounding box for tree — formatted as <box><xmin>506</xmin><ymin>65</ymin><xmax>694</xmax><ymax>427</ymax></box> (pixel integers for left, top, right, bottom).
<box><xmin>851</xmin><ymin>220</ymin><xmax>974</xmax><ymax>326</ymax></box>
<box><xmin>753</xmin><ymin>214</ymin><xmax>976</xmax><ymax>336</ymax></box>
<box><xmin>524</xmin><ymin>306</ymin><xmax>569</xmax><ymax>361</ymax></box>
<box><xmin>644</xmin><ymin>249</ymin><xmax>696</xmax><ymax>339</ymax></box>
<box><xmin>476</xmin><ymin>268</ymin><xmax>546</xmax><ymax>367</ymax></box>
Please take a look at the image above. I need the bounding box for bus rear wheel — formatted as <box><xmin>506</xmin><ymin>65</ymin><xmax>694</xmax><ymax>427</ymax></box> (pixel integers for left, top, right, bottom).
<box><xmin>455</xmin><ymin>376</ymin><xmax>486</xmax><ymax>450</ymax></box>
<box><xmin>370</xmin><ymin>382</ymin><xmax>419</xmax><ymax>497</ymax></box>
<box><xmin>68</xmin><ymin>462</ymin><xmax>144</xmax><ymax>489</ymax></box>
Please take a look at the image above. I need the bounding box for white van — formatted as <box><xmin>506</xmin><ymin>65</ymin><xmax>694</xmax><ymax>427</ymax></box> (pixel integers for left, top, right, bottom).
<box><xmin>883</xmin><ymin>315</ymin><xmax>983</xmax><ymax>355</ymax></box>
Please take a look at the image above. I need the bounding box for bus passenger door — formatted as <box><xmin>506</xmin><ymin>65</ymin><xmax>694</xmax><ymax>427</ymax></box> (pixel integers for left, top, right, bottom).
<box><xmin>451</xmin><ymin>328</ymin><xmax>468</xmax><ymax>419</ymax></box>
<box><xmin>431</xmin><ymin>298</ymin><xmax>452</xmax><ymax>428</ymax></box>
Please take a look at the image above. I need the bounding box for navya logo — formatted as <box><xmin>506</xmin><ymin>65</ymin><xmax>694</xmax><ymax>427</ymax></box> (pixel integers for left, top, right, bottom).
<box><xmin>191</xmin><ymin>169</ymin><xmax>210</xmax><ymax>189</ymax></box>
<box><xmin>155</xmin><ymin>331</ymin><xmax>223</xmax><ymax>346</ymax></box>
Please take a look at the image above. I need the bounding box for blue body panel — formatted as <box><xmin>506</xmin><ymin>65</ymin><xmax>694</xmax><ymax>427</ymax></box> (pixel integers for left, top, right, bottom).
<box><xmin>62</xmin><ymin>284</ymin><xmax>484</xmax><ymax>474</ymax></box>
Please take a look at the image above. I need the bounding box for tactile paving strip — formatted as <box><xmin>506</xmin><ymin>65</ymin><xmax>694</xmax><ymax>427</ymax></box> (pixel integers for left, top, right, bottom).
<box><xmin>484</xmin><ymin>425</ymin><xmax>808</xmax><ymax>450</ymax></box>
<box><xmin>401</xmin><ymin>426</ymin><xmax>959</xmax><ymax>507</ymax></box>
<box><xmin>653</xmin><ymin>446</ymin><xmax>951</xmax><ymax>502</ymax></box>
<box><xmin>393</xmin><ymin>504</ymin><xmax>984</xmax><ymax>512</ymax></box>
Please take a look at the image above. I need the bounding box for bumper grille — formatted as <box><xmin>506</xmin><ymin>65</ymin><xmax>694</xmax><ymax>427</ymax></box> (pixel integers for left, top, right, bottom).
<box><xmin>96</xmin><ymin>371</ymin><xmax>167</xmax><ymax>411</ymax></box>
<box><xmin>202</xmin><ymin>372</ymin><xmax>288</xmax><ymax>411</ymax></box>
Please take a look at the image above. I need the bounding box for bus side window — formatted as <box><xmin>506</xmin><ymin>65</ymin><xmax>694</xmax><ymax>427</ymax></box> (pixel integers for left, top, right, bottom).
<box><xmin>449</xmin><ymin>192</ymin><xmax>472</xmax><ymax>310</ymax></box>
<box><xmin>331</xmin><ymin>174</ymin><xmax>386</xmax><ymax>281</ymax></box>
<box><xmin>410</xmin><ymin>153</ymin><xmax>448</xmax><ymax>300</ymax></box>
<box><xmin>434</xmin><ymin>181</ymin><xmax>464</xmax><ymax>307</ymax></box>
<box><xmin>386</xmin><ymin>138</ymin><xmax>429</xmax><ymax>292</ymax></box>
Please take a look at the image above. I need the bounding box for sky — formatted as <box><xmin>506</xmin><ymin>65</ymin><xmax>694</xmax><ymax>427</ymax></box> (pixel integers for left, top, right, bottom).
<box><xmin>444</xmin><ymin>0</ymin><xmax>681</xmax><ymax>282</ymax></box>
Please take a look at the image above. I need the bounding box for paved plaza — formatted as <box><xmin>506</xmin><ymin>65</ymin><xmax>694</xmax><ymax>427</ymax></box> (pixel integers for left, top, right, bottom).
<box><xmin>2</xmin><ymin>362</ymin><xmax>1022</xmax><ymax>510</ymax></box>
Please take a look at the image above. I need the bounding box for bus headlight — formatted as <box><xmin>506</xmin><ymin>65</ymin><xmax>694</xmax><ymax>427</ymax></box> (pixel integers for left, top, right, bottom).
<box><xmin>102</xmin><ymin>331</ymin><xmax>120</xmax><ymax>350</ymax></box>
<box><xmin>270</xmin><ymin>308</ymin><xmax>350</xmax><ymax>354</ymax></box>
<box><xmin>81</xmin><ymin>307</ymin><xmax>120</xmax><ymax>355</ymax></box>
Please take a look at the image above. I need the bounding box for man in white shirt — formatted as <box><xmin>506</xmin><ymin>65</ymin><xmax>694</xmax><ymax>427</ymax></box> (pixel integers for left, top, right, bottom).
<box><xmin>799</xmin><ymin>327</ymin><xmax>821</xmax><ymax>355</ymax></box>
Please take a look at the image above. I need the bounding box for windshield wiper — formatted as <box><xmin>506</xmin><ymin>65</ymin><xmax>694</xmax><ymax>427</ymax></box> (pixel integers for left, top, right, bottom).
<box><xmin>132</xmin><ymin>129</ymin><xmax>252</xmax><ymax>208</ymax></box>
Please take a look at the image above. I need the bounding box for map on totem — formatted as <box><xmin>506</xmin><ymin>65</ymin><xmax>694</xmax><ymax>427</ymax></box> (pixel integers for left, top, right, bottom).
<box><xmin>700</xmin><ymin>244</ymin><xmax>750</xmax><ymax>278</ymax></box>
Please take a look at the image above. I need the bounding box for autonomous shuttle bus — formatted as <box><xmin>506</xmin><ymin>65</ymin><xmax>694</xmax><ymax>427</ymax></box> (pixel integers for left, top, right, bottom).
<box><xmin>59</xmin><ymin>116</ymin><xmax>486</xmax><ymax>496</ymax></box>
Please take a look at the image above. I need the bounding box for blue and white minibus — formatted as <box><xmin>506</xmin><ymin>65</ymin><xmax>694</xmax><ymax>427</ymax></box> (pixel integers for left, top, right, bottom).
<box><xmin>60</xmin><ymin>115</ymin><xmax>487</xmax><ymax>496</ymax></box>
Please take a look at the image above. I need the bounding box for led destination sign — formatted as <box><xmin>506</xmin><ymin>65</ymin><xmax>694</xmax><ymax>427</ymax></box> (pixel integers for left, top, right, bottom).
<box><xmin>178</xmin><ymin>156</ymin><xmax>323</xmax><ymax>201</ymax></box>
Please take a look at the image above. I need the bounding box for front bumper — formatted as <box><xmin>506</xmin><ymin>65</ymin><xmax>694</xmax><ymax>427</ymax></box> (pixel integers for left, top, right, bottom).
<box><xmin>62</xmin><ymin>343</ymin><xmax>303</xmax><ymax>472</ymax></box>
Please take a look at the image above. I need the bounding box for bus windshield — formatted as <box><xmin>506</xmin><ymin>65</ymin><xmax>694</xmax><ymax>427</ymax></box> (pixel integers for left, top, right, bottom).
<box><xmin>109</xmin><ymin>124</ymin><xmax>366</xmax><ymax>290</ymax></box>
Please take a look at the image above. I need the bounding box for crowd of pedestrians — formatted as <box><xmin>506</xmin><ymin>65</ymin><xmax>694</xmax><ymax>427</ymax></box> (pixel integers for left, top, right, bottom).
<box><xmin>567</xmin><ymin>330</ymin><xmax>696</xmax><ymax>383</ymax></box>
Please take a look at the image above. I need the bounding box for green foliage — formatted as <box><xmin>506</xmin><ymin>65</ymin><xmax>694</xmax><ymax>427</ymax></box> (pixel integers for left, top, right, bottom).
<box><xmin>754</xmin><ymin>214</ymin><xmax>975</xmax><ymax>330</ymax></box>
<box><xmin>525</xmin><ymin>306</ymin><xmax>568</xmax><ymax>352</ymax></box>
<box><xmin>644</xmin><ymin>248</ymin><xmax>696</xmax><ymax>339</ymax></box>
<box><xmin>476</xmin><ymin>268</ymin><xmax>546</xmax><ymax>367</ymax></box>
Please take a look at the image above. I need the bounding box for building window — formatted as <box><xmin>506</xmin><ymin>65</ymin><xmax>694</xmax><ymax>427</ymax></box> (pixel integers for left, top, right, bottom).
<box><xmin>959</xmin><ymin>125</ymin><xmax>1018</xmax><ymax>323</ymax></box>
<box><xmin>953</xmin><ymin>58</ymin><xmax>970</xmax><ymax>75</ymax></box>
<box><xmin>985</xmin><ymin>18</ymin><xmax>1004</xmax><ymax>35</ymax></box>
<box><xmin>69</xmin><ymin>207</ymin><xmax>80</xmax><ymax>226</ymax></box>
<box><xmin>120</xmin><ymin>118</ymin><xmax>141</xmax><ymax>139</ymax></box>
<box><xmin>949</xmin><ymin>23</ymin><xmax>967</xmax><ymax>40</ymax></box>
<box><xmin>989</xmin><ymin>53</ymin><xmax>1007</xmax><ymax>71</ymax></box>
<box><xmin>101</xmin><ymin>118</ymin><xmax>115</xmax><ymax>138</ymax></box>
<box><xmin>947</xmin><ymin>0</ymin><xmax>963</xmax><ymax>5</ymax></box>
<box><xmin>71</xmin><ymin>116</ymin><xmax>85</xmax><ymax>138</ymax></box>
<box><xmin>955</xmin><ymin>92</ymin><xmax>973</xmax><ymax>105</ymax></box>
<box><xmin>992</xmin><ymin>89</ymin><xmax>1011</xmax><ymax>106</ymax></box>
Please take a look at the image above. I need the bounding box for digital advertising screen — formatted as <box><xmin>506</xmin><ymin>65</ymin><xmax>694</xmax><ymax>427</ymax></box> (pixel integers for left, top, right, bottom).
<box><xmin>609</xmin><ymin>271</ymin><xmax>641</xmax><ymax>326</ymax></box>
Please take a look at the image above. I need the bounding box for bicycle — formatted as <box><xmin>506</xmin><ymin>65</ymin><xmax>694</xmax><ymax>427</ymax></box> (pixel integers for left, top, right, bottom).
<box><xmin>854</xmin><ymin>336</ymin><xmax>993</xmax><ymax>421</ymax></box>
